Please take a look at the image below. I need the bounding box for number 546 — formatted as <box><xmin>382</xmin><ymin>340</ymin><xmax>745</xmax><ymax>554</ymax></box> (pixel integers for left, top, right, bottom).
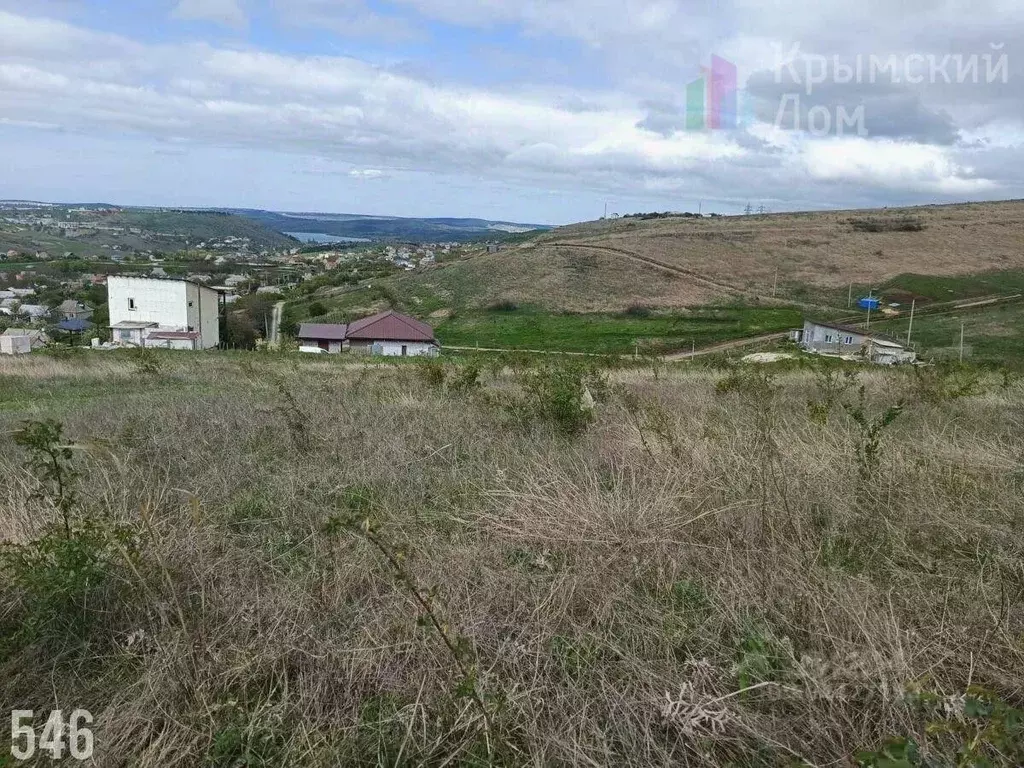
<box><xmin>10</xmin><ymin>710</ymin><xmax>94</xmax><ymax>761</ymax></box>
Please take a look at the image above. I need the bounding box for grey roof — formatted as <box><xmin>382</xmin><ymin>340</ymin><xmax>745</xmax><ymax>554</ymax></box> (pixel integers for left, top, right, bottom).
<box><xmin>110</xmin><ymin>321</ymin><xmax>159</xmax><ymax>329</ymax></box>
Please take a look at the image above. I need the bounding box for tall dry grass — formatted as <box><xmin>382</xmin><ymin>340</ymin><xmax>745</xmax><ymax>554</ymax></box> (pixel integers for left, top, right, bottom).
<box><xmin>1</xmin><ymin>354</ymin><xmax>1023</xmax><ymax>766</ymax></box>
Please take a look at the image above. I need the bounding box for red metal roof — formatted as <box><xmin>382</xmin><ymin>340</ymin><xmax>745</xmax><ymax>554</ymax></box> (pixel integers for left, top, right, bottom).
<box><xmin>345</xmin><ymin>310</ymin><xmax>435</xmax><ymax>342</ymax></box>
<box><xmin>298</xmin><ymin>323</ymin><xmax>348</xmax><ymax>341</ymax></box>
<box><xmin>148</xmin><ymin>331</ymin><xmax>200</xmax><ymax>340</ymax></box>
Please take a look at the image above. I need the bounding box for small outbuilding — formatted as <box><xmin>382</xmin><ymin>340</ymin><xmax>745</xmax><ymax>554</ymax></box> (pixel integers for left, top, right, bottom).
<box><xmin>0</xmin><ymin>328</ymin><xmax>50</xmax><ymax>355</ymax></box>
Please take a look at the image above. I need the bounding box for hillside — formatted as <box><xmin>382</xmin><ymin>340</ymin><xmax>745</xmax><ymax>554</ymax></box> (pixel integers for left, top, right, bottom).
<box><xmin>107</xmin><ymin>209</ymin><xmax>297</xmax><ymax>250</ymax></box>
<box><xmin>0</xmin><ymin>203</ymin><xmax>297</xmax><ymax>257</ymax></box>
<box><xmin>343</xmin><ymin>201</ymin><xmax>1024</xmax><ymax>316</ymax></box>
<box><xmin>234</xmin><ymin>209</ymin><xmax>551</xmax><ymax>243</ymax></box>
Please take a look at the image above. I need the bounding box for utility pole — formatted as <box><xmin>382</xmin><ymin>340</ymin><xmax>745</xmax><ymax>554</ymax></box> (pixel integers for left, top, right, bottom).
<box><xmin>865</xmin><ymin>290</ymin><xmax>873</xmax><ymax>330</ymax></box>
<box><xmin>960</xmin><ymin>322</ymin><xmax>965</xmax><ymax>363</ymax></box>
<box><xmin>772</xmin><ymin>267</ymin><xmax>779</xmax><ymax>298</ymax></box>
<box><xmin>603</xmin><ymin>202</ymin><xmax>608</xmax><ymax>219</ymax></box>
<box><xmin>907</xmin><ymin>299</ymin><xmax>916</xmax><ymax>345</ymax></box>
<box><xmin>848</xmin><ymin>282</ymin><xmax>853</xmax><ymax>309</ymax></box>
<box><xmin>698</xmin><ymin>199</ymin><xmax>703</xmax><ymax>216</ymax></box>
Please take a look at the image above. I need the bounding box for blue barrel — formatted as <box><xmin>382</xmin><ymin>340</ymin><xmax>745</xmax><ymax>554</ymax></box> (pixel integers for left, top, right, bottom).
<box><xmin>858</xmin><ymin>297</ymin><xmax>881</xmax><ymax>311</ymax></box>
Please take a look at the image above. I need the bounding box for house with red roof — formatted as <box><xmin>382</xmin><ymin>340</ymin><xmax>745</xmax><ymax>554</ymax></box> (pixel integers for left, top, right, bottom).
<box><xmin>297</xmin><ymin>310</ymin><xmax>439</xmax><ymax>357</ymax></box>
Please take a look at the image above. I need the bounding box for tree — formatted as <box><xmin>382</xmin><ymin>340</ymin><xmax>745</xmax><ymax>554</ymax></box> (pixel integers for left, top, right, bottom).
<box><xmin>223</xmin><ymin>313</ymin><xmax>257</xmax><ymax>349</ymax></box>
<box><xmin>307</xmin><ymin>301</ymin><xmax>327</xmax><ymax>317</ymax></box>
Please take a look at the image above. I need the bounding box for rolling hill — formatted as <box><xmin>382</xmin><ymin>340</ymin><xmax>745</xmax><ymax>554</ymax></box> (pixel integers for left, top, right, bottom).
<box><xmin>384</xmin><ymin>200</ymin><xmax>1024</xmax><ymax>312</ymax></box>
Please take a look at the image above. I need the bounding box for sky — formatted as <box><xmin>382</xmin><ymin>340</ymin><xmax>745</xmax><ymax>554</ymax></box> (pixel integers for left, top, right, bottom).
<box><xmin>0</xmin><ymin>1</ymin><xmax>1022</xmax><ymax>224</ymax></box>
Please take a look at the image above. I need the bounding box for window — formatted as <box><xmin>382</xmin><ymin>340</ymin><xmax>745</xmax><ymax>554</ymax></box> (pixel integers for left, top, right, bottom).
<box><xmin>128</xmin><ymin>298</ymin><xmax>136</xmax><ymax>311</ymax></box>
<box><xmin>844</xmin><ymin>336</ymin><xmax>854</xmax><ymax>344</ymax></box>
<box><xmin>824</xmin><ymin>334</ymin><xmax>834</xmax><ymax>343</ymax></box>
<box><xmin>188</xmin><ymin>301</ymin><xmax>194</xmax><ymax>307</ymax></box>
<box><xmin>119</xmin><ymin>329</ymin><xmax>132</xmax><ymax>342</ymax></box>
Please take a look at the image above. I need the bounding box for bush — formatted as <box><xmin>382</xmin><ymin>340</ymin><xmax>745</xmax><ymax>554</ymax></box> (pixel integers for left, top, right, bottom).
<box><xmin>487</xmin><ymin>300</ymin><xmax>519</xmax><ymax>312</ymax></box>
<box><xmin>624</xmin><ymin>304</ymin><xmax>653</xmax><ymax>318</ymax></box>
<box><xmin>522</xmin><ymin>362</ymin><xmax>607</xmax><ymax>435</ymax></box>
<box><xmin>849</xmin><ymin>217</ymin><xmax>925</xmax><ymax>233</ymax></box>
<box><xmin>0</xmin><ymin>522</ymin><xmax>132</xmax><ymax>653</ymax></box>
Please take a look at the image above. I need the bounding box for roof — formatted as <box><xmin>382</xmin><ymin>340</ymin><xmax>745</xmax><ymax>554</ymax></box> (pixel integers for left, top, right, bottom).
<box><xmin>148</xmin><ymin>330</ymin><xmax>200</xmax><ymax>340</ymax></box>
<box><xmin>298</xmin><ymin>323</ymin><xmax>348</xmax><ymax>341</ymax></box>
<box><xmin>346</xmin><ymin>310</ymin><xmax>436</xmax><ymax>342</ymax></box>
<box><xmin>107</xmin><ymin>274</ymin><xmax>224</xmax><ymax>293</ymax></box>
<box><xmin>59</xmin><ymin>299</ymin><xmax>90</xmax><ymax>311</ymax></box>
<box><xmin>868</xmin><ymin>338</ymin><xmax>908</xmax><ymax>350</ymax></box>
<box><xmin>2</xmin><ymin>328</ymin><xmax>46</xmax><ymax>338</ymax></box>
<box><xmin>805</xmin><ymin>319</ymin><xmax>904</xmax><ymax>347</ymax></box>
<box><xmin>58</xmin><ymin>319</ymin><xmax>92</xmax><ymax>332</ymax></box>
<box><xmin>110</xmin><ymin>320</ymin><xmax>159</xmax><ymax>329</ymax></box>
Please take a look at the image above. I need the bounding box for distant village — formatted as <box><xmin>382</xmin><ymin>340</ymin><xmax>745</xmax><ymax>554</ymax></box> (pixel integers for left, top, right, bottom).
<box><xmin>0</xmin><ymin>200</ymin><xmax>486</xmax><ymax>356</ymax></box>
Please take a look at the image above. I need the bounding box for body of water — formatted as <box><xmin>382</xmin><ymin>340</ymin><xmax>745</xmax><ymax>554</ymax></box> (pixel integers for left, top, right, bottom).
<box><xmin>285</xmin><ymin>231</ymin><xmax>371</xmax><ymax>244</ymax></box>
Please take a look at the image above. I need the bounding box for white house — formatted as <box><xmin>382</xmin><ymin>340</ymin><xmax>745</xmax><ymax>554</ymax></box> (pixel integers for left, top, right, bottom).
<box><xmin>797</xmin><ymin>319</ymin><xmax>916</xmax><ymax>365</ymax></box>
<box><xmin>297</xmin><ymin>310</ymin><xmax>439</xmax><ymax>357</ymax></box>
<box><xmin>107</xmin><ymin>275</ymin><xmax>222</xmax><ymax>349</ymax></box>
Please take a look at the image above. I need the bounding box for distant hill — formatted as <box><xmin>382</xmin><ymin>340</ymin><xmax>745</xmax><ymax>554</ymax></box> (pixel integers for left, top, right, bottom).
<box><xmin>320</xmin><ymin>200</ymin><xmax>1024</xmax><ymax>314</ymax></box>
<box><xmin>106</xmin><ymin>209</ymin><xmax>296</xmax><ymax>249</ymax></box>
<box><xmin>231</xmin><ymin>209</ymin><xmax>551</xmax><ymax>243</ymax></box>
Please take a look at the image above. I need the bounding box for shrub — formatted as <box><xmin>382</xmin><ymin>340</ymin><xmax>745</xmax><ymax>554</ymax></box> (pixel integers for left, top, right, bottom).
<box><xmin>0</xmin><ymin>522</ymin><xmax>131</xmax><ymax>653</ymax></box>
<box><xmin>522</xmin><ymin>362</ymin><xmax>606</xmax><ymax>435</ymax></box>
<box><xmin>486</xmin><ymin>300</ymin><xmax>519</xmax><ymax>312</ymax></box>
<box><xmin>130</xmin><ymin>347</ymin><xmax>164</xmax><ymax>376</ymax></box>
<box><xmin>448</xmin><ymin>362</ymin><xmax>482</xmax><ymax>394</ymax></box>
<box><xmin>417</xmin><ymin>358</ymin><xmax>447</xmax><ymax>388</ymax></box>
<box><xmin>624</xmin><ymin>304</ymin><xmax>653</xmax><ymax>318</ymax></box>
<box><xmin>13</xmin><ymin>419</ymin><xmax>78</xmax><ymax>535</ymax></box>
<box><xmin>849</xmin><ymin>217</ymin><xmax>925</xmax><ymax>233</ymax></box>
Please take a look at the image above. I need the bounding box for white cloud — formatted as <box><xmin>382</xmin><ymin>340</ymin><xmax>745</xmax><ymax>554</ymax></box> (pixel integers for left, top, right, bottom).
<box><xmin>0</xmin><ymin>6</ymin><xmax>1018</xmax><ymax>214</ymax></box>
<box><xmin>172</xmin><ymin>0</ymin><xmax>247</xmax><ymax>30</ymax></box>
<box><xmin>802</xmin><ymin>137</ymin><xmax>995</xmax><ymax>194</ymax></box>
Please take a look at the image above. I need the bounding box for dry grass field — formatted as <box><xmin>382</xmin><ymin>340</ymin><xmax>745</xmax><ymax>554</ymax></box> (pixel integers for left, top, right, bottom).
<box><xmin>2</xmin><ymin>351</ymin><xmax>1024</xmax><ymax>766</ymax></box>
<box><xmin>361</xmin><ymin>201</ymin><xmax>1024</xmax><ymax>317</ymax></box>
<box><xmin>392</xmin><ymin>244</ymin><xmax>723</xmax><ymax>313</ymax></box>
<box><xmin>539</xmin><ymin>201</ymin><xmax>1024</xmax><ymax>295</ymax></box>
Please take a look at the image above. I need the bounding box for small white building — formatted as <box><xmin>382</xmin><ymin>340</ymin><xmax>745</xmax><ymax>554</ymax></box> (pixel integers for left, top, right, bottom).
<box><xmin>797</xmin><ymin>319</ymin><xmax>916</xmax><ymax>365</ymax></box>
<box><xmin>107</xmin><ymin>275</ymin><xmax>222</xmax><ymax>349</ymax></box>
<box><xmin>1</xmin><ymin>328</ymin><xmax>49</xmax><ymax>355</ymax></box>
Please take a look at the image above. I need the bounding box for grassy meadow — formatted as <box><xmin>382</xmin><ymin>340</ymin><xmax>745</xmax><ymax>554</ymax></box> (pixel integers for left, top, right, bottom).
<box><xmin>2</xmin><ymin>350</ymin><xmax>1024</xmax><ymax>766</ymax></box>
<box><xmin>434</xmin><ymin>306</ymin><xmax>802</xmax><ymax>354</ymax></box>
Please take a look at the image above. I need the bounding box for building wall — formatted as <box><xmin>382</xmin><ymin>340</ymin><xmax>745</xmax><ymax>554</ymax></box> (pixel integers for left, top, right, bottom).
<box><xmin>109</xmin><ymin>277</ymin><xmax>188</xmax><ymax>329</ymax></box>
<box><xmin>148</xmin><ymin>336</ymin><xmax>197</xmax><ymax>351</ymax></box>
<box><xmin>373</xmin><ymin>340</ymin><xmax>438</xmax><ymax>357</ymax></box>
<box><xmin>185</xmin><ymin>282</ymin><xmax>221</xmax><ymax>349</ymax></box>
<box><xmin>0</xmin><ymin>336</ymin><xmax>31</xmax><ymax>355</ymax></box>
<box><xmin>113</xmin><ymin>327</ymin><xmax>148</xmax><ymax>346</ymax></box>
<box><xmin>801</xmin><ymin>320</ymin><xmax>867</xmax><ymax>353</ymax></box>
